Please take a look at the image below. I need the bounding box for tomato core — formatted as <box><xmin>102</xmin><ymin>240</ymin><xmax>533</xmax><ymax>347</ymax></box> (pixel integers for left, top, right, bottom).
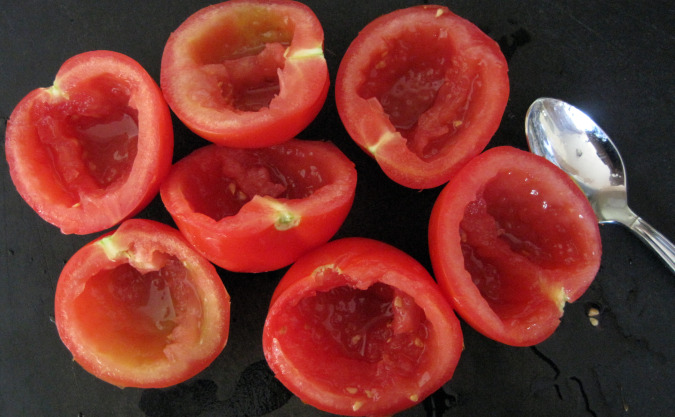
<box><xmin>278</xmin><ymin>278</ymin><xmax>429</xmax><ymax>392</ymax></box>
<box><xmin>32</xmin><ymin>74</ymin><xmax>139</xmax><ymax>204</ymax></box>
<box><xmin>357</xmin><ymin>26</ymin><xmax>473</xmax><ymax>160</ymax></box>
<box><xmin>189</xmin><ymin>6</ymin><xmax>294</xmax><ymax>112</ymax></box>
<box><xmin>71</xmin><ymin>257</ymin><xmax>202</xmax><ymax>366</ymax></box>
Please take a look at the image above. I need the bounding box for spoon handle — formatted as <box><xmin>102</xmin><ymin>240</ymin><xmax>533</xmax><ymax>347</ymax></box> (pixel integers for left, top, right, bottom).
<box><xmin>627</xmin><ymin>215</ymin><xmax>675</xmax><ymax>274</ymax></box>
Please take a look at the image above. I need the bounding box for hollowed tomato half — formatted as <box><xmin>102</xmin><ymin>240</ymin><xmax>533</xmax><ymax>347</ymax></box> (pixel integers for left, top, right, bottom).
<box><xmin>54</xmin><ymin>219</ymin><xmax>230</xmax><ymax>388</ymax></box>
<box><xmin>5</xmin><ymin>50</ymin><xmax>173</xmax><ymax>234</ymax></box>
<box><xmin>160</xmin><ymin>139</ymin><xmax>357</xmax><ymax>273</ymax></box>
<box><xmin>336</xmin><ymin>5</ymin><xmax>509</xmax><ymax>189</ymax></box>
<box><xmin>429</xmin><ymin>146</ymin><xmax>602</xmax><ymax>346</ymax></box>
<box><xmin>160</xmin><ymin>0</ymin><xmax>329</xmax><ymax>147</ymax></box>
<box><xmin>263</xmin><ymin>237</ymin><xmax>463</xmax><ymax>416</ymax></box>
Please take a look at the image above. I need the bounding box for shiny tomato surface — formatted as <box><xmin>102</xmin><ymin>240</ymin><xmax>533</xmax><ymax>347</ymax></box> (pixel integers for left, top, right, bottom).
<box><xmin>263</xmin><ymin>237</ymin><xmax>463</xmax><ymax>416</ymax></box>
<box><xmin>54</xmin><ymin>219</ymin><xmax>230</xmax><ymax>388</ymax></box>
<box><xmin>336</xmin><ymin>5</ymin><xmax>509</xmax><ymax>189</ymax></box>
<box><xmin>160</xmin><ymin>139</ymin><xmax>357</xmax><ymax>272</ymax></box>
<box><xmin>5</xmin><ymin>51</ymin><xmax>174</xmax><ymax>234</ymax></box>
<box><xmin>160</xmin><ymin>0</ymin><xmax>329</xmax><ymax>147</ymax></box>
<box><xmin>429</xmin><ymin>146</ymin><xmax>602</xmax><ymax>346</ymax></box>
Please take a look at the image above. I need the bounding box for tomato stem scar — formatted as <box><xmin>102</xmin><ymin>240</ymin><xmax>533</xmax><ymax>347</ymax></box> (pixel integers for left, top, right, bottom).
<box><xmin>46</xmin><ymin>83</ymin><xmax>68</xmax><ymax>100</ymax></box>
<box><xmin>97</xmin><ymin>235</ymin><xmax>124</xmax><ymax>260</ymax></box>
<box><xmin>261</xmin><ymin>198</ymin><xmax>301</xmax><ymax>230</ymax></box>
<box><xmin>285</xmin><ymin>46</ymin><xmax>325</xmax><ymax>60</ymax></box>
<box><xmin>274</xmin><ymin>210</ymin><xmax>300</xmax><ymax>230</ymax></box>
<box><xmin>367</xmin><ymin>131</ymin><xmax>397</xmax><ymax>156</ymax></box>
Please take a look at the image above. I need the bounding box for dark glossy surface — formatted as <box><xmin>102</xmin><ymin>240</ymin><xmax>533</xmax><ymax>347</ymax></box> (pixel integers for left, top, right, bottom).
<box><xmin>1</xmin><ymin>1</ymin><xmax>673</xmax><ymax>416</ymax></box>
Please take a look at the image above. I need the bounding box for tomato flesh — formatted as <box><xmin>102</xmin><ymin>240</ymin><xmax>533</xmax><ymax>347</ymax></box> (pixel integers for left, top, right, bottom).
<box><xmin>336</xmin><ymin>5</ymin><xmax>509</xmax><ymax>189</ymax></box>
<box><xmin>181</xmin><ymin>145</ymin><xmax>324</xmax><ymax>221</ymax></box>
<box><xmin>161</xmin><ymin>0</ymin><xmax>329</xmax><ymax>147</ymax></box>
<box><xmin>466</xmin><ymin>169</ymin><xmax>589</xmax><ymax>270</ymax></box>
<box><xmin>428</xmin><ymin>146</ymin><xmax>602</xmax><ymax>346</ymax></box>
<box><xmin>160</xmin><ymin>139</ymin><xmax>357</xmax><ymax>272</ymax></box>
<box><xmin>286</xmin><ymin>282</ymin><xmax>428</xmax><ymax>383</ymax></box>
<box><xmin>71</xmin><ymin>258</ymin><xmax>201</xmax><ymax>367</ymax></box>
<box><xmin>32</xmin><ymin>75</ymin><xmax>138</xmax><ymax>198</ymax></box>
<box><xmin>55</xmin><ymin>219</ymin><xmax>230</xmax><ymax>388</ymax></box>
<box><xmin>357</xmin><ymin>25</ymin><xmax>473</xmax><ymax>160</ymax></box>
<box><xmin>5</xmin><ymin>51</ymin><xmax>174</xmax><ymax>234</ymax></box>
<box><xmin>190</xmin><ymin>10</ymin><xmax>291</xmax><ymax>112</ymax></box>
<box><xmin>264</xmin><ymin>237</ymin><xmax>463</xmax><ymax>416</ymax></box>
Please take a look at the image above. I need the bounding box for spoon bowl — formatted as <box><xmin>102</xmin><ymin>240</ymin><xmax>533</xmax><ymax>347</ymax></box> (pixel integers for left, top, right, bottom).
<box><xmin>525</xmin><ymin>97</ymin><xmax>674</xmax><ymax>273</ymax></box>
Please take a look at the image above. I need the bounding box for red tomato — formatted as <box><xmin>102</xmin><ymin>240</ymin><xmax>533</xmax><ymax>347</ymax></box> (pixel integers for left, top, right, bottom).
<box><xmin>160</xmin><ymin>0</ymin><xmax>329</xmax><ymax>148</ymax></box>
<box><xmin>263</xmin><ymin>237</ymin><xmax>463</xmax><ymax>417</ymax></box>
<box><xmin>160</xmin><ymin>139</ymin><xmax>357</xmax><ymax>272</ymax></box>
<box><xmin>428</xmin><ymin>146</ymin><xmax>602</xmax><ymax>346</ymax></box>
<box><xmin>5</xmin><ymin>50</ymin><xmax>174</xmax><ymax>235</ymax></box>
<box><xmin>54</xmin><ymin>219</ymin><xmax>230</xmax><ymax>388</ymax></box>
<box><xmin>335</xmin><ymin>5</ymin><xmax>509</xmax><ymax>189</ymax></box>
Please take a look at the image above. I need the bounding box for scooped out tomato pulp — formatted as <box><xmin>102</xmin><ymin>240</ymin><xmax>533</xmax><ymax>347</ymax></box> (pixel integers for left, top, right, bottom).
<box><xmin>5</xmin><ymin>50</ymin><xmax>174</xmax><ymax>234</ymax></box>
<box><xmin>54</xmin><ymin>219</ymin><xmax>230</xmax><ymax>388</ymax></box>
<box><xmin>160</xmin><ymin>139</ymin><xmax>357</xmax><ymax>273</ymax></box>
<box><xmin>429</xmin><ymin>146</ymin><xmax>602</xmax><ymax>346</ymax></box>
<box><xmin>263</xmin><ymin>237</ymin><xmax>463</xmax><ymax>416</ymax></box>
<box><xmin>336</xmin><ymin>5</ymin><xmax>509</xmax><ymax>189</ymax></box>
<box><xmin>160</xmin><ymin>0</ymin><xmax>329</xmax><ymax>147</ymax></box>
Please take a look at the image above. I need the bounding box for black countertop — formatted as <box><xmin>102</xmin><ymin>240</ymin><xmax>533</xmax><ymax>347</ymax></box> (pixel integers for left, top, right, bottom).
<box><xmin>1</xmin><ymin>1</ymin><xmax>673</xmax><ymax>416</ymax></box>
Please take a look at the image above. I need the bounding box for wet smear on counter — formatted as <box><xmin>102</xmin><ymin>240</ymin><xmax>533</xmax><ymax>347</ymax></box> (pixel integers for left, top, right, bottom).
<box><xmin>497</xmin><ymin>26</ymin><xmax>532</xmax><ymax>61</ymax></box>
<box><xmin>139</xmin><ymin>379</ymin><xmax>218</xmax><ymax>417</ymax></box>
<box><xmin>139</xmin><ymin>360</ymin><xmax>292</xmax><ymax>417</ymax></box>
<box><xmin>530</xmin><ymin>346</ymin><xmax>599</xmax><ymax>417</ymax></box>
<box><xmin>423</xmin><ymin>385</ymin><xmax>460</xmax><ymax>416</ymax></box>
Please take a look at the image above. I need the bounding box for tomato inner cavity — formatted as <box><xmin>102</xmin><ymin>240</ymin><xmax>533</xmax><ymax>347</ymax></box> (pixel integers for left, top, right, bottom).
<box><xmin>190</xmin><ymin>7</ymin><xmax>294</xmax><ymax>112</ymax></box>
<box><xmin>72</xmin><ymin>257</ymin><xmax>202</xmax><ymax>366</ymax></box>
<box><xmin>358</xmin><ymin>26</ymin><xmax>479</xmax><ymax>160</ymax></box>
<box><xmin>32</xmin><ymin>74</ymin><xmax>138</xmax><ymax>203</ymax></box>
<box><xmin>279</xmin><ymin>280</ymin><xmax>429</xmax><ymax>392</ymax></box>
<box><xmin>459</xmin><ymin>170</ymin><xmax>588</xmax><ymax>318</ymax></box>
<box><xmin>184</xmin><ymin>148</ymin><xmax>327</xmax><ymax>220</ymax></box>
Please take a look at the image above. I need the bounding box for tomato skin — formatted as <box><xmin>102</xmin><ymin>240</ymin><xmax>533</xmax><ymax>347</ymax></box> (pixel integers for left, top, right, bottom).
<box><xmin>160</xmin><ymin>0</ymin><xmax>329</xmax><ymax>148</ymax></box>
<box><xmin>54</xmin><ymin>219</ymin><xmax>230</xmax><ymax>388</ymax></box>
<box><xmin>335</xmin><ymin>5</ymin><xmax>509</xmax><ymax>189</ymax></box>
<box><xmin>5</xmin><ymin>50</ymin><xmax>174</xmax><ymax>235</ymax></box>
<box><xmin>428</xmin><ymin>146</ymin><xmax>602</xmax><ymax>346</ymax></box>
<box><xmin>263</xmin><ymin>237</ymin><xmax>463</xmax><ymax>417</ymax></box>
<box><xmin>160</xmin><ymin>139</ymin><xmax>357</xmax><ymax>273</ymax></box>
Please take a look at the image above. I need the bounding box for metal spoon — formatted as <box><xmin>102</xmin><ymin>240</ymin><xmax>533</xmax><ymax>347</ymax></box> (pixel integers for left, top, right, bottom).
<box><xmin>525</xmin><ymin>97</ymin><xmax>675</xmax><ymax>274</ymax></box>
